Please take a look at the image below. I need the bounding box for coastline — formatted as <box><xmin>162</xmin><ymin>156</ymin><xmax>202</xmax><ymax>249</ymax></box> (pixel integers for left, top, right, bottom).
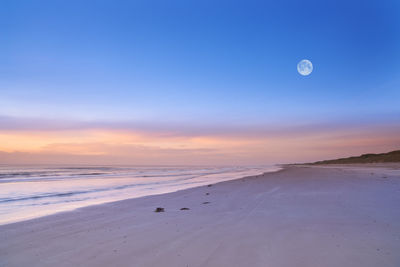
<box><xmin>1</xmin><ymin>164</ymin><xmax>400</xmax><ymax>266</ymax></box>
<box><xmin>0</xmin><ymin>165</ymin><xmax>280</xmax><ymax>225</ymax></box>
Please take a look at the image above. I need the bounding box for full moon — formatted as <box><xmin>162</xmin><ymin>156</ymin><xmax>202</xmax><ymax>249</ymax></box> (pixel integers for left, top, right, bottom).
<box><xmin>297</xmin><ymin>59</ymin><xmax>313</xmax><ymax>76</ymax></box>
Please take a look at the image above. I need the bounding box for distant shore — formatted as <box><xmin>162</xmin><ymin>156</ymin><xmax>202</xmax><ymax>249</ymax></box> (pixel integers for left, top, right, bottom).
<box><xmin>310</xmin><ymin>150</ymin><xmax>400</xmax><ymax>164</ymax></box>
<box><xmin>1</xmin><ymin>164</ymin><xmax>400</xmax><ymax>267</ymax></box>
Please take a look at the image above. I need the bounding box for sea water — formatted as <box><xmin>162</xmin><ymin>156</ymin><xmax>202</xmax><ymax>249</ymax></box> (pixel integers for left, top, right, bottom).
<box><xmin>0</xmin><ymin>165</ymin><xmax>280</xmax><ymax>225</ymax></box>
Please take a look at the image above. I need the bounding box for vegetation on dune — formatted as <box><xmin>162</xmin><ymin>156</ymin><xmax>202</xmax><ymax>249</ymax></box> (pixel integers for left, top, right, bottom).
<box><xmin>312</xmin><ymin>150</ymin><xmax>400</xmax><ymax>164</ymax></box>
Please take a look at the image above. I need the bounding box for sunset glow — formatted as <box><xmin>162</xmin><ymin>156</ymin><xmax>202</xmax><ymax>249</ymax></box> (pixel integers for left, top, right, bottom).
<box><xmin>1</xmin><ymin>118</ymin><xmax>399</xmax><ymax>165</ymax></box>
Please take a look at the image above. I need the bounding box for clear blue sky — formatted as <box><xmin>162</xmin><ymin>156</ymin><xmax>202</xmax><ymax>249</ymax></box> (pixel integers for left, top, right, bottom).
<box><xmin>1</xmin><ymin>0</ymin><xmax>399</xmax><ymax>135</ymax></box>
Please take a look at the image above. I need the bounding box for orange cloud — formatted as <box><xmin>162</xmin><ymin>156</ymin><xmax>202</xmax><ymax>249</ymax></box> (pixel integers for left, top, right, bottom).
<box><xmin>0</xmin><ymin>116</ymin><xmax>399</xmax><ymax>165</ymax></box>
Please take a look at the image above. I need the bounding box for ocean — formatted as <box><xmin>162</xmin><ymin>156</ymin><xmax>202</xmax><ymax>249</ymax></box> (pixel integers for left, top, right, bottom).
<box><xmin>0</xmin><ymin>165</ymin><xmax>280</xmax><ymax>225</ymax></box>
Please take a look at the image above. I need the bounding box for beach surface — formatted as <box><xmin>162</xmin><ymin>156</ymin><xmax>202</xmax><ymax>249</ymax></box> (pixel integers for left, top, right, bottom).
<box><xmin>1</xmin><ymin>164</ymin><xmax>400</xmax><ymax>267</ymax></box>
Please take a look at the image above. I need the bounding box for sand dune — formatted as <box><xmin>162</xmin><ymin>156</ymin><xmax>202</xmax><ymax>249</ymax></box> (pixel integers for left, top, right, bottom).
<box><xmin>1</xmin><ymin>164</ymin><xmax>400</xmax><ymax>267</ymax></box>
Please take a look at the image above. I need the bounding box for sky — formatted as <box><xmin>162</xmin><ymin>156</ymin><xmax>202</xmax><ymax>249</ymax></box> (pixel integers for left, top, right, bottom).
<box><xmin>0</xmin><ymin>0</ymin><xmax>399</xmax><ymax>165</ymax></box>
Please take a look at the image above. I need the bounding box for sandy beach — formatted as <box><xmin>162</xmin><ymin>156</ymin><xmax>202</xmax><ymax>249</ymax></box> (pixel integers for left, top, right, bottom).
<box><xmin>1</xmin><ymin>164</ymin><xmax>400</xmax><ymax>267</ymax></box>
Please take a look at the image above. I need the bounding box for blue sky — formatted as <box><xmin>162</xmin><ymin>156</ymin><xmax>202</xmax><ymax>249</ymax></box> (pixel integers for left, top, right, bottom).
<box><xmin>0</xmin><ymin>0</ymin><xmax>399</xmax><ymax>164</ymax></box>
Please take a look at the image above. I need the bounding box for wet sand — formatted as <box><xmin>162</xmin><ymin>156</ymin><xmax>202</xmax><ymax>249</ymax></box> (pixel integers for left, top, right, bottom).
<box><xmin>1</xmin><ymin>164</ymin><xmax>400</xmax><ymax>267</ymax></box>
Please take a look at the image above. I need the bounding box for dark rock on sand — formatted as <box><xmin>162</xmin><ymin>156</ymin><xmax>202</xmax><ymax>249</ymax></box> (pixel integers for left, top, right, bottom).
<box><xmin>180</xmin><ymin>208</ymin><xmax>190</xmax><ymax>210</ymax></box>
<box><xmin>154</xmin><ymin>207</ymin><xmax>165</xmax><ymax>212</ymax></box>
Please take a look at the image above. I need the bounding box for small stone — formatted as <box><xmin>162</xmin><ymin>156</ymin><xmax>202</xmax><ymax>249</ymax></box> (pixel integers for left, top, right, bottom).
<box><xmin>154</xmin><ymin>207</ymin><xmax>165</xmax><ymax>212</ymax></box>
<box><xmin>202</xmin><ymin>202</ymin><xmax>210</xmax><ymax>204</ymax></box>
<box><xmin>180</xmin><ymin>208</ymin><xmax>190</xmax><ymax>210</ymax></box>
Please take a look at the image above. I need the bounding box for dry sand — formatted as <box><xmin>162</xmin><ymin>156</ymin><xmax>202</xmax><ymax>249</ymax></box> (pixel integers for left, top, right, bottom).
<box><xmin>1</xmin><ymin>164</ymin><xmax>400</xmax><ymax>267</ymax></box>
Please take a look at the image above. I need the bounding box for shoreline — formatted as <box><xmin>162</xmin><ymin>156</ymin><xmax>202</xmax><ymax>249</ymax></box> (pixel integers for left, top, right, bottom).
<box><xmin>0</xmin><ymin>165</ymin><xmax>281</xmax><ymax>226</ymax></box>
<box><xmin>2</xmin><ymin>164</ymin><xmax>400</xmax><ymax>266</ymax></box>
<box><xmin>1</xmin><ymin>168</ymin><xmax>283</xmax><ymax>227</ymax></box>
